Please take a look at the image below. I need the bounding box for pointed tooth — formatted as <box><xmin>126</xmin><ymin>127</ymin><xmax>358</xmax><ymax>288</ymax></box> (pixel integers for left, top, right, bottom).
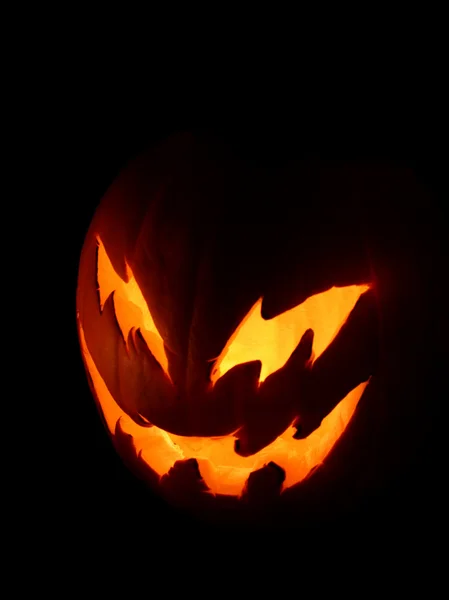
<box><xmin>159</xmin><ymin>458</ymin><xmax>210</xmax><ymax>508</ymax></box>
<box><xmin>241</xmin><ymin>461</ymin><xmax>285</xmax><ymax>505</ymax></box>
<box><xmin>286</xmin><ymin>328</ymin><xmax>315</xmax><ymax>368</ymax></box>
<box><xmin>235</xmin><ymin>330</ymin><xmax>313</xmax><ymax>456</ymax></box>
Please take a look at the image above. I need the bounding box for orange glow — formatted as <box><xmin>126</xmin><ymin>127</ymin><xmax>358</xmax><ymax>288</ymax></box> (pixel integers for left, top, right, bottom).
<box><xmin>78</xmin><ymin>238</ymin><xmax>369</xmax><ymax>497</ymax></box>
<box><xmin>214</xmin><ymin>288</ymin><xmax>367</xmax><ymax>384</ymax></box>
<box><xmin>96</xmin><ymin>241</ymin><xmax>169</xmax><ymax>374</ymax></box>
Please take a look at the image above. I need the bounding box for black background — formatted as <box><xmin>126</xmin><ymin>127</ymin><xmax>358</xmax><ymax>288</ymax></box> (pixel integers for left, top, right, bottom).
<box><xmin>55</xmin><ymin>84</ymin><xmax>447</xmax><ymax>566</ymax></box>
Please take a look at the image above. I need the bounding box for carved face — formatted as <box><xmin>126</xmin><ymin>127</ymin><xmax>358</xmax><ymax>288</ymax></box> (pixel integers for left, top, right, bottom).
<box><xmin>77</xmin><ymin>134</ymin><xmax>381</xmax><ymax>521</ymax></box>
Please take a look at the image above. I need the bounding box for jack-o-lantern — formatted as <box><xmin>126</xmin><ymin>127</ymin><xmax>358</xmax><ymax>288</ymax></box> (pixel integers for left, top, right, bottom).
<box><xmin>76</xmin><ymin>132</ymin><xmax>433</xmax><ymax>528</ymax></box>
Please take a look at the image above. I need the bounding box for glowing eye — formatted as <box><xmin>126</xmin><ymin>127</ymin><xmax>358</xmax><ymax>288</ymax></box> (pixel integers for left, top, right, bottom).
<box><xmin>213</xmin><ymin>285</ymin><xmax>370</xmax><ymax>385</ymax></box>
<box><xmin>96</xmin><ymin>238</ymin><xmax>169</xmax><ymax>375</ymax></box>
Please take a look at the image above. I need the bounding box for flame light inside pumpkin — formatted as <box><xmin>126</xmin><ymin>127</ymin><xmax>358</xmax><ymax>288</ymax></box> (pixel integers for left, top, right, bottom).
<box><xmin>78</xmin><ymin>238</ymin><xmax>369</xmax><ymax>496</ymax></box>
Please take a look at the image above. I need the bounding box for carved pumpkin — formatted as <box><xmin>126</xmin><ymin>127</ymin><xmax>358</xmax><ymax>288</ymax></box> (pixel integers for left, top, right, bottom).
<box><xmin>76</xmin><ymin>132</ymin><xmax>435</xmax><ymax>528</ymax></box>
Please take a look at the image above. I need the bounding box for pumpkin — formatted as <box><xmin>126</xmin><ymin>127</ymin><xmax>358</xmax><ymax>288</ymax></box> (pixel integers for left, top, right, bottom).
<box><xmin>76</xmin><ymin>132</ymin><xmax>436</xmax><ymax>528</ymax></box>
